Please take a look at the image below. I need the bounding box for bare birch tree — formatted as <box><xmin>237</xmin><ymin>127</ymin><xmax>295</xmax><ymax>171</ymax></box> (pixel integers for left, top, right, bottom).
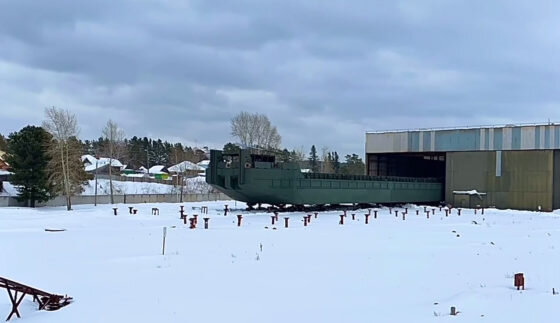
<box><xmin>102</xmin><ymin>120</ymin><xmax>125</xmax><ymax>204</ymax></box>
<box><xmin>321</xmin><ymin>146</ymin><xmax>334</xmax><ymax>174</ymax></box>
<box><xmin>231</xmin><ymin>112</ymin><xmax>282</xmax><ymax>149</ymax></box>
<box><xmin>43</xmin><ymin>107</ymin><xmax>84</xmax><ymax>211</ymax></box>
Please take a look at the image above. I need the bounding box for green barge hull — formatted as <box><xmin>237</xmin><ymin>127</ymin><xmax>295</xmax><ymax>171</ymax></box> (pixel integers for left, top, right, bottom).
<box><xmin>206</xmin><ymin>149</ymin><xmax>443</xmax><ymax>206</ymax></box>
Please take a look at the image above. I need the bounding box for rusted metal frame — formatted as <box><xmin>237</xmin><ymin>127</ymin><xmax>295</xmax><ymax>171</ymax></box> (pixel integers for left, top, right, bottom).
<box><xmin>6</xmin><ymin>287</ymin><xmax>26</xmax><ymax>321</ymax></box>
<box><xmin>39</xmin><ymin>297</ymin><xmax>54</xmax><ymax>311</ymax></box>
<box><xmin>0</xmin><ymin>277</ymin><xmax>54</xmax><ymax>298</ymax></box>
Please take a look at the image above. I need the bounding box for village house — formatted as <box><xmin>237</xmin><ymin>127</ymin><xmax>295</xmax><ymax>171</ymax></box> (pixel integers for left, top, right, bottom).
<box><xmin>81</xmin><ymin>155</ymin><xmax>125</xmax><ymax>175</ymax></box>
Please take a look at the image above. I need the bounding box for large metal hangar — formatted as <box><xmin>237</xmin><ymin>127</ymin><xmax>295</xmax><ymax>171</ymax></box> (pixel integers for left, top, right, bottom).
<box><xmin>366</xmin><ymin>123</ymin><xmax>560</xmax><ymax>211</ymax></box>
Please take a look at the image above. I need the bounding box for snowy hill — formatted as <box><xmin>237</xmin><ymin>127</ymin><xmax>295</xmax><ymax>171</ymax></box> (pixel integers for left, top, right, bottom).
<box><xmin>2</xmin><ymin>176</ymin><xmax>213</xmax><ymax>197</ymax></box>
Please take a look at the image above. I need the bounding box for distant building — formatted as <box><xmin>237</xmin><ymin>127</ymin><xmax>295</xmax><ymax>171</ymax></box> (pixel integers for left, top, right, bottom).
<box><xmin>197</xmin><ymin>160</ymin><xmax>210</xmax><ymax>170</ymax></box>
<box><xmin>148</xmin><ymin>165</ymin><xmax>169</xmax><ymax>180</ymax></box>
<box><xmin>168</xmin><ymin>161</ymin><xmax>204</xmax><ymax>178</ymax></box>
<box><xmin>81</xmin><ymin>155</ymin><xmax>125</xmax><ymax>175</ymax></box>
<box><xmin>193</xmin><ymin>147</ymin><xmax>210</xmax><ymax>161</ymax></box>
<box><xmin>366</xmin><ymin>123</ymin><xmax>560</xmax><ymax>211</ymax></box>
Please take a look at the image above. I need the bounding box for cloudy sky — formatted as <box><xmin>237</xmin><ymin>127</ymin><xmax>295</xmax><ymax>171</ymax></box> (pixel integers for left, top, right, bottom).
<box><xmin>1</xmin><ymin>0</ymin><xmax>559</xmax><ymax>156</ymax></box>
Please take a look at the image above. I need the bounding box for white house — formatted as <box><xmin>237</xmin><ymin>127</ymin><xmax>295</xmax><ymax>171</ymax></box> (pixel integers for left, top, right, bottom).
<box><xmin>81</xmin><ymin>155</ymin><xmax>125</xmax><ymax>173</ymax></box>
<box><xmin>168</xmin><ymin>161</ymin><xmax>204</xmax><ymax>173</ymax></box>
<box><xmin>148</xmin><ymin>165</ymin><xmax>167</xmax><ymax>175</ymax></box>
<box><xmin>197</xmin><ymin>160</ymin><xmax>210</xmax><ymax>170</ymax></box>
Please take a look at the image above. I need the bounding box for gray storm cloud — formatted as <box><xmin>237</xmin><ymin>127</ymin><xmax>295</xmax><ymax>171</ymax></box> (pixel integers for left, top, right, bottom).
<box><xmin>1</xmin><ymin>0</ymin><xmax>559</xmax><ymax>155</ymax></box>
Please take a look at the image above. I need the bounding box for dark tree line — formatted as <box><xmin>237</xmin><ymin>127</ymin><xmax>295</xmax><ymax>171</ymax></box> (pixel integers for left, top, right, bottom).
<box><xmin>308</xmin><ymin>145</ymin><xmax>364</xmax><ymax>175</ymax></box>
<box><xmin>0</xmin><ymin>134</ymin><xmax>7</xmax><ymax>151</ymax></box>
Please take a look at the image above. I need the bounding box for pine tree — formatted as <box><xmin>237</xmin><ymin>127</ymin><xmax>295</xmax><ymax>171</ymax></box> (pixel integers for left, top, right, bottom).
<box><xmin>5</xmin><ymin>126</ymin><xmax>53</xmax><ymax>207</ymax></box>
<box><xmin>340</xmin><ymin>154</ymin><xmax>365</xmax><ymax>175</ymax></box>
<box><xmin>0</xmin><ymin>134</ymin><xmax>8</xmax><ymax>151</ymax></box>
<box><xmin>332</xmin><ymin>151</ymin><xmax>340</xmax><ymax>174</ymax></box>
<box><xmin>223</xmin><ymin>142</ymin><xmax>241</xmax><ymax>155</ymax></box>
<box><xmin>308</xmin><ymin>145</ymin><xmax>319</xmax><ymax>173</ymax></box>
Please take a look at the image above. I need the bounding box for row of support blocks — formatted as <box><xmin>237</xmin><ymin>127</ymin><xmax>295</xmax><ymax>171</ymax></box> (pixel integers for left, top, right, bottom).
<box><xmin>188</xmin><ymin>204</ymin><xmax>487</xmax><ymax>229</ymax></box>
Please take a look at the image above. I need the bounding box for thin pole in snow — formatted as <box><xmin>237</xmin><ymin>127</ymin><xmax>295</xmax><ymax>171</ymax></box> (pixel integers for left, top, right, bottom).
<box><xmin>162</xmin><ymin>227</ymin><xmax>167</xmax><ymax>256</ymax></box>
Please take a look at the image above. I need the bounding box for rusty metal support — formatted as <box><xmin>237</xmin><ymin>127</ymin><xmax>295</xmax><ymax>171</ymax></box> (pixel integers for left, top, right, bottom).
<box><xmin>1</xmin><ymin>277</ymin><xmax>72</xmax><ymax>321</ymax></box>
<box><xmin>236</xmin><ymin>214</ymin><xmax>242</xmax><ymax>227</ymax></box>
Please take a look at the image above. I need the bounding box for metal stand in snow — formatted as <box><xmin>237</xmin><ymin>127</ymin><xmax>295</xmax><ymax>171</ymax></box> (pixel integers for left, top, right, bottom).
<box><xmin>0</xmin><ymin>276</ymin><xmax>73</xmax><ymax>321</ymax></box>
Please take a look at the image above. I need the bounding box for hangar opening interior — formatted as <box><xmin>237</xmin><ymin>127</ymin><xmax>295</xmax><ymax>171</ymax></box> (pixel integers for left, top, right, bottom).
<box><xmin>366</xmin><ymin>124</ymin><xmax>560</xmax><ymax>211</ymax></box>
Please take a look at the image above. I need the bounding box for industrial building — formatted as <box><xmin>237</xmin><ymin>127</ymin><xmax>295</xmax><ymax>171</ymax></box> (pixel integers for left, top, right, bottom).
<box><xmin>365</xmin><ymin>123</ymin><xmax>560</xmax><ymax>211</ymax></box>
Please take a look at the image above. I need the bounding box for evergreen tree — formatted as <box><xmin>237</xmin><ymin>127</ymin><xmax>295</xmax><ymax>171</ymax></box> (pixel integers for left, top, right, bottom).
<box><xmin>82</xmin><ymin>139</ymin><xmax>95</xmax><ymax>155</ymax></box>
<box><xmin>5</xmin><ymin>126</ymin><xmax>53</xmax><ymax>207</ymax></box>
<box><xmin>279</xmin><ymin>148</ymin><xmax>291</xmax><ymax>162</ymax></box>
<box><xmin>308</xmin><ymin>145</ymin><xmax>319</xmax><ymax>173</ymax></box>
<box><xmin>332</xmin><ymin>151</ymin><xmax>340</xmax><ymax>174</ymax></box>
<box><xmin>340</xmin><ymin>154</ymin><xmax>365</xmax><ymax>175</ymax></box>
<box><xmin>0</xmin><ymin>134</ymin><xmax>8</xmax><ymax>151</ymax></box>
<box><xmin>223</xmin><ymin>142</ymin><xmax>241</xmax><ymax>155</ymax></box>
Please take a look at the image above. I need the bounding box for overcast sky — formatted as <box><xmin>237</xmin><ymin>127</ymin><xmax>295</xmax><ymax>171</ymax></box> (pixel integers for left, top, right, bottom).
<box><xmin>1</xmin><ymin>1</ymin><xmax>559</xmax><ymax>156</ymax></box>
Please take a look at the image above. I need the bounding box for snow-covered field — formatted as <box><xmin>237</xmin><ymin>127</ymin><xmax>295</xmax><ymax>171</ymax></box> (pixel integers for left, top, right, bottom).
<box><xmin>1</xmin><ymin>202</ymin><xmax>559</xmax><ymax>322</ymax></box>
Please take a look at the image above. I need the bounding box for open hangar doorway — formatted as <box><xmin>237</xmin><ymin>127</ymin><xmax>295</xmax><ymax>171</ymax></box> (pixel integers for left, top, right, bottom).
<box><xmin>366</xmin><ymin>152</ymin><xmax>446</xmax><ymax>179</ymax></box>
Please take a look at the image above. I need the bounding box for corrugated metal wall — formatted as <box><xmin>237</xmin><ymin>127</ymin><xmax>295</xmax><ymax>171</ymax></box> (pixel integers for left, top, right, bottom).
<box><xmin>554</xmin><ymin>151</ymin><xmax>560</xmax><ymax>210</ymax></box>
<box><xmin>445</xmin><ymin>150</ymin><xmax>554</xmax><ymax>211</ymax></box>
<box><xmin>366</xmin><ymin>125</ymin><xmax>560</xmax><ymax>153</ymax></box>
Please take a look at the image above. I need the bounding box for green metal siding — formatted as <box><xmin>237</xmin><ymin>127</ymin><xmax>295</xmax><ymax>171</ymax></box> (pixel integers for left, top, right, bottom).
<box><xmin>554</xmin><ymin>151</ymin><xmax>560</xmax><ymax>210</ymax></box>
<box><xmin>446</xmin><ymin>150</ymin><xmax>554</xmax><ymax>211</ymax></box>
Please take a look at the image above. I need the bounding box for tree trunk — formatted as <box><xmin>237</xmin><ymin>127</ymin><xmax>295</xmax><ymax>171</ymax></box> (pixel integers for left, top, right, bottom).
<box><xmin>65</xmin><ymin>142</ymin><xmax>72</xmax><ymax>211</ymax></box>
<box><xmin>59</xmin><ymin>144</ymin><xmax>71</xmax><ymax>211</ymax></box>
<box><xmin>109</xmin><ymin>156</ymin><xmax>114</xmax><ymax>204</ymax></box>
<box><xmin>180</xmin><ymin>173</ymin><xmax>184</xmax><ymax>203</ymax></box>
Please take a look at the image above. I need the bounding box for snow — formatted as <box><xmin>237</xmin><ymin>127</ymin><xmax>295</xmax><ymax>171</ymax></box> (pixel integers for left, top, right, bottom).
<box><xmin>168</xmin><ymin>161</ymin><xmax>204</xmax><ymax>172</ymax></box>
<box><xmin>453</xmin><ymin>190</ymin><xmax>487</xmax><ymax>196</ymax></box>
<box><xmin>197</xmin><ymin>160</ymin><xmax>210</xmax><ymax>169</ymax></box>
<box><xmin>82</xmin><ymin>177</ymin><xmax>212</xmax><ymax>195</ymax></box>
<box><xmin>148</xmin><ymin>165</ymin><xmax>166</xmax><ymax>174</ymax></box>
<box><xmin>1</xmin><ymin>203</ymin><xmax>560</xmax><ymax>322</ymax></box>
<box><xmin>2</xmin><ymin>177</ymin><xmax>212</xmax><ymax>197</ymax></box>
<box><xmin>0</xmin><ymin>181</ymin><xmax>17</xmax><ymax>196</ymax></box>
<box><xmin>121</xmin><ymin>173</ymin><xmax>148</xmax><ymax>178</ymax></box>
